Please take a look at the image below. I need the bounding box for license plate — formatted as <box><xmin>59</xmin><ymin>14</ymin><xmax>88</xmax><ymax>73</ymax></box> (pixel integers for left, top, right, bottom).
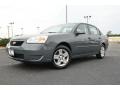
<box><xmin>8</xmin><ymin>49</ymin><xmax>14</xmax><ymax>56</ymax></box>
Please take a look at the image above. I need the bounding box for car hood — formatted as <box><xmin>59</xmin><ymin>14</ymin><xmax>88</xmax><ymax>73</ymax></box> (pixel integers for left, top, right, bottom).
<box><xmin>11</xmin><ymin>33</ymin><xmax>67</xmax><ymax>40</ymax></box>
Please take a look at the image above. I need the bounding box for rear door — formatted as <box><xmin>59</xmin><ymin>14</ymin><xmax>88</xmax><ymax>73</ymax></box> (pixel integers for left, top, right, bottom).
<box><xmin>88</xmin><ymin>25</ymin><xmax>101</xmax><ymax>53</ymax></box>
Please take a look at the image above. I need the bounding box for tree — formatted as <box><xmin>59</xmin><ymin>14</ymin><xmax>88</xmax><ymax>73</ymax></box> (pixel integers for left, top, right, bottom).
<box><xmin>107</xmin><ymin>30</ymin><xmax>112</xmax><ymax>36</ymax></box>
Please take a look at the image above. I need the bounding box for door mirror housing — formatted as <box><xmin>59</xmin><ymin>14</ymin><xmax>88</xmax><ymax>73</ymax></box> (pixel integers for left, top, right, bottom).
<box><xmin>75</xmin><ymin>31</ymin><xmax>85</xmax><ymax>35</ymax></box>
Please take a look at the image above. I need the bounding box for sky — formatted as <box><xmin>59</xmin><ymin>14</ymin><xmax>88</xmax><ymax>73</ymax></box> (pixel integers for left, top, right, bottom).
<box><xmin>0</xmin><ymin>0</ymin><xmax>120</xmax><ymax>38</ymax></box>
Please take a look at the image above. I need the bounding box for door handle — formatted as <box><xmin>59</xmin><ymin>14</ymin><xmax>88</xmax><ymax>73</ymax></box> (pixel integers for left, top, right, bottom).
<box><xmin>88</xmin><ymin>37</ymin><xmax>91</xmax><ymax>40</ymax></box>
<box><xmin>88</xmin><ymin>37</ymin><xmax>95</xmax><ymax>41</ymax></box>
<box><xmin>98</xmin><ymin>37</ymin><xmax>101</xmax><ymax>39</ymax></box>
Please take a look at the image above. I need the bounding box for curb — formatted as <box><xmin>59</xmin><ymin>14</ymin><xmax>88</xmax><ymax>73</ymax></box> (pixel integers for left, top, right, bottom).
<box><xmin>0</xmin><ymin>47</ymin><xmax>5</xmax><ymax>50</ymax></box>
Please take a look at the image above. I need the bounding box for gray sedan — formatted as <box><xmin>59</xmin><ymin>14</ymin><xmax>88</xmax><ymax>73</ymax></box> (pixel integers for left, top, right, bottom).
<box><xmin>6</xmin><ymin>23</ymin><xmax>109</xmax><ymax>69</ymax></box>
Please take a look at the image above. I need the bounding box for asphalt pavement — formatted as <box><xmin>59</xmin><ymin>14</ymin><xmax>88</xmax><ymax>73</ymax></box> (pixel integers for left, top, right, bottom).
<box><xmin>0</xmin><ymin>43</ymin><xmax>120</xmax><ymax>85</ymax></box>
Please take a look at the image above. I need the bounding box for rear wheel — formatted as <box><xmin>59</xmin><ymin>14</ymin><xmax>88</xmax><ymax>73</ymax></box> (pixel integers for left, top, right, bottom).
<box><xmin>52</xmin><ymin>45</ymin><xmax>71</xmax><ymax>69</ymax></box>
<box><xmin>96</xmin><ymin>45</ymin><xmax>105</xmax><ymax>59</ymax></box>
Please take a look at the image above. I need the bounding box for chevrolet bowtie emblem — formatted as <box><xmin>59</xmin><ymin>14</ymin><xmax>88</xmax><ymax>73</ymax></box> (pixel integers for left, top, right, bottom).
<box><xmin>12</xmin><ymin>41</ymin><xmax>16</xmax><ymax>45</ymax></box>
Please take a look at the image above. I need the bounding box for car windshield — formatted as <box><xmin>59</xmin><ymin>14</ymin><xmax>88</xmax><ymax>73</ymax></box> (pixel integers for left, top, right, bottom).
<box><xmin>41</xmin><ymin>24</ymin><xmax>76</xmax><ymax>34</ymax></box>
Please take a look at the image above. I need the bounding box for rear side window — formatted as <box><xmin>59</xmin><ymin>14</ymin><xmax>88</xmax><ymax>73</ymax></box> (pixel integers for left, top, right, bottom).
<box><xmin>76</xmin><ymin>24</ymin><xmax>89</xmax><ymax>34</ymax></box>
<box><xmin>89</xmin><ymin>25</ymin><xmax>99</xmax><ymax>35</ymax></box>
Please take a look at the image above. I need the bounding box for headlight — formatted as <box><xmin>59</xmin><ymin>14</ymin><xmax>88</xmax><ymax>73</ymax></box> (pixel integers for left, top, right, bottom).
<box><xmin>27</xmin><ymin>36</ymin><xmax>48</xmax><ymax>44</ymax></box>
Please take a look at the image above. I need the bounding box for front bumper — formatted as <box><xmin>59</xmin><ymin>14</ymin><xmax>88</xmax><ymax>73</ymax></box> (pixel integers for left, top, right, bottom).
<box><xmin>6</xmin><ymin>42</ymin><xmax>54</xmax><ymax>63</ymax></box>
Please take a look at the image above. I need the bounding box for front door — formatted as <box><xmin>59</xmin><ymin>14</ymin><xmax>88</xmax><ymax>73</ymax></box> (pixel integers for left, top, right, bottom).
<box><xmin>72</xmin><ymin>24</ymin><xmax>90</xmax><ymax>55</ymax></box>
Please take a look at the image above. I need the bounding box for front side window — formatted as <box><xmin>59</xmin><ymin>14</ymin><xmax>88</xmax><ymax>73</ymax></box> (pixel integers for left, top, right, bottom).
<box><xmin>41</xmin><ymin>24</ymin><xmax>76</xmax><ymax>34</ymax></box>
<box><xmin>76</xmin><ymin>24</ymin><xmax>89</xmax><ymax>34</ymax></box>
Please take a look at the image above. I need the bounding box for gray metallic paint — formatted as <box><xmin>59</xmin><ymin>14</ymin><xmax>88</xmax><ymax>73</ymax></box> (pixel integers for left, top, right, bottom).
<box><xmin>6</xmin><ymin>23</ymin><xmax>109</xmax><ymax>62</ymax></box>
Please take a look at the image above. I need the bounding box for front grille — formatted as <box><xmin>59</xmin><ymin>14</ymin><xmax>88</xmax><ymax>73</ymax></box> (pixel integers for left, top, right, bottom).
<box><xmin>10</xmin><ymin>41</ymin><xmax>24</xmax><ymax>46</ymax></box>
<box><xmin>12</xmin><ymin>53</ymin><xmax>24</xmax><ymax>59</ymax></box>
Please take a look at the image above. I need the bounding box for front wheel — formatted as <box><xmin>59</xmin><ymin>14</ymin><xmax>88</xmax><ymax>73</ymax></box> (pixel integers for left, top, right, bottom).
<box><xmin>96</xmin><ymin>45</ymin><xmax>105</xmax><ymax>59</ymax></box>
<box><xmin>52</xmin><ymin>45</ymin><xmax>71</xmax><ymax>69</ymax></box>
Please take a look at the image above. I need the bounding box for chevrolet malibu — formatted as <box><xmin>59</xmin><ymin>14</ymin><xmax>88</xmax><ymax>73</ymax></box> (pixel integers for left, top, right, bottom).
<box><xmin>6</xmin><ymin>23</ymin><xmax>109</xmax><ymax>69</ymax></box>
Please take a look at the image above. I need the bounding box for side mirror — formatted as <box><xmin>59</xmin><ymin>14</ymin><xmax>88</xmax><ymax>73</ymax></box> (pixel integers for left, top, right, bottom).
<box><xmin>75</xmin><ymin>31</ymin><xmax>85</xmax><ymax>35</ymax></box>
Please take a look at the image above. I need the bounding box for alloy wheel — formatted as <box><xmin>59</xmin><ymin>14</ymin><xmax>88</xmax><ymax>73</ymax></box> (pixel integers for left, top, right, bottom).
<box><xmin>53</xmin><ymin>48</ymin><xmax>70</xmax><ymax>67</ymax></box>
<box><xmin>100</xmin><ymin>46</ymin><xmax>105</xmax><ymax>57</ymax></box>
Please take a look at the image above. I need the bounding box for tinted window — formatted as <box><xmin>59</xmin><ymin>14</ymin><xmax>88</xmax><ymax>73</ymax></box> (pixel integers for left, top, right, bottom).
<box><xmin>76</xmin><ymin>24</ymin><xmax>89</xmax><ymax>34</ymax></box>
<box><xmin>89</xmin><ymin>25</ymin><xmax>99</xmax><ymax>35</ymax></box>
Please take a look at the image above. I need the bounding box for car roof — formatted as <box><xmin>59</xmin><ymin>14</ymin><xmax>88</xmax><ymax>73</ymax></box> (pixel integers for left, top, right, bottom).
<box><xmin>66</xmin><ymin>23</ymin><xmax>94</xmax><ymax>26</ymax></box>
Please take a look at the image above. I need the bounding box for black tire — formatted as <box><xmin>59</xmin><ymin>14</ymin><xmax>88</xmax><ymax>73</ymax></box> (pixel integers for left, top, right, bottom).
<box><xmin>52</xmin><ymin>45</ymin><xmax>71</xmax><ymax>69</ymax></box>
<box><xmin>21</xmin><ymin>61</ymin><xmax>32</xmax><ymax>65</ymax></box>
<box><xmin>96</xmin><ymin>45</ymin><xmax>105</xmax><ymax>59</ymax></box>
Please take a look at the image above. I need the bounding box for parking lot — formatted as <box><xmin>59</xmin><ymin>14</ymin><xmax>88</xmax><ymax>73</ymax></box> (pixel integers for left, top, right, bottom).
<box><xmin>0</xmin><ymin>43</ymin><xmax>120</xmax><ymax>85</ymax></box>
